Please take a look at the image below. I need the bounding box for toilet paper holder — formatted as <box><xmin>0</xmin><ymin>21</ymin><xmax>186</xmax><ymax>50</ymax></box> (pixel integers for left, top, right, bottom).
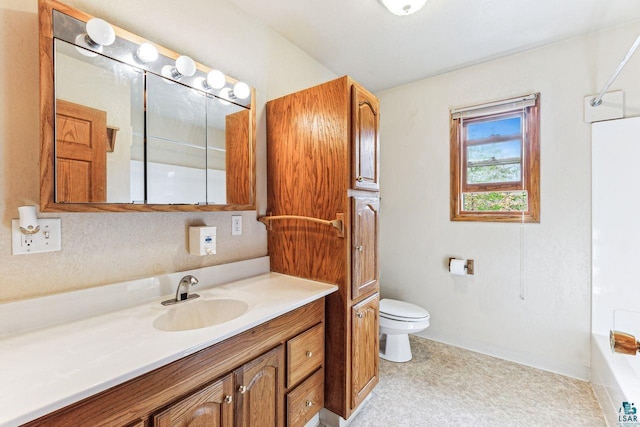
<box><xmin>448</xmin><ymin>258</ymin><xmax>474</xmax><ymax>275</ymax></box>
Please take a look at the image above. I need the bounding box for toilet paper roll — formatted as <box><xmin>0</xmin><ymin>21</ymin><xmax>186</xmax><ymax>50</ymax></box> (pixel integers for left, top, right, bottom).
<box><xmin>450</xmin><ymin>259</ymin><xmax>467</xmax><ymax>276</ymax></box>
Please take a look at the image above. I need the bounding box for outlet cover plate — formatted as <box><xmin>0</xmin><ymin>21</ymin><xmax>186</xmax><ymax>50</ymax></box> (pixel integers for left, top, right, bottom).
<box><xmin>232</xmin><ymin>215</ymin><xmax>242</xmax><ymax>236</ymax></box>
<box><xmin>12</xmin><ymin>218</ymin><xmax>61</xmax><ymax>255</ymax></box>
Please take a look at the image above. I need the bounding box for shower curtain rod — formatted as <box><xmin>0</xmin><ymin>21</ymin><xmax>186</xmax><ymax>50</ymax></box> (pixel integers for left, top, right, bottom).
<box><xmin>591</xmin><ymin>33</ymin><xmax>640</xmax><ymax>107</ymax></box>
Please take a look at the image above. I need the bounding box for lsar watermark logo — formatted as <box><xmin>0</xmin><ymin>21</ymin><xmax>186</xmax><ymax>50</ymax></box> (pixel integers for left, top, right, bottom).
<box><xmin>619</xmin><ymin>402</ymin><xmax>640</xmax><ymax>426</ymax></box>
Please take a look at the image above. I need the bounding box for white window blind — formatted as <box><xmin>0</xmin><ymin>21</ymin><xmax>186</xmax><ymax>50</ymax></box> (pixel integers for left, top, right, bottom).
<box><xmin>451</xmin><ymin>94</ymin><xmax>537</xmax><ymax>120</ymax></box>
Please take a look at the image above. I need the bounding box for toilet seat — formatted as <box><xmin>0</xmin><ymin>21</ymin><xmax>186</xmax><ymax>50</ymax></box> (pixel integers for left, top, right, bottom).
<box><xmin>380</xmin><ymin>299</ymin><xmax>430</xmax><ymax>322</ymax></box>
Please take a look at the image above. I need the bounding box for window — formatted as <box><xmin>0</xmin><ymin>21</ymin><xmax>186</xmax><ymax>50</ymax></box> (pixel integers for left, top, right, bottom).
<box><xmin>450</xmin><ymin>94</ymin><xmax>540</xmax><ymax>222</ymax></box>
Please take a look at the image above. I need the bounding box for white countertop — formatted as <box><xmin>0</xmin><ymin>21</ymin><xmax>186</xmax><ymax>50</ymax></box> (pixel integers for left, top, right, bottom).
<box><xmin>0</xmin><ymin>271</ymin><xmax>336</xmax><ymax>426</ymax></box>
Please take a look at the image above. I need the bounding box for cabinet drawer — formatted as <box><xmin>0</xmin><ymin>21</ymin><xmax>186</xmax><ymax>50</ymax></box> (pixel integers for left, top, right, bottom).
<box><xmin>287</xmin><ymin>323</ymin><xmax>324</xmax><ymax>388</ymax></box>
<box><xmin>287</xmin><ymin>368</ymin><xmax>324</xmax><ymax>427</ymax></box>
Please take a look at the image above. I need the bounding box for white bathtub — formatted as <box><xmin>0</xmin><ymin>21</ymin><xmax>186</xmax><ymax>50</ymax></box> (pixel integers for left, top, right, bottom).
<box><xmin>592</xmin><ymin>333</ymin><xmax>640</xmax><ymax>426</ymax></box>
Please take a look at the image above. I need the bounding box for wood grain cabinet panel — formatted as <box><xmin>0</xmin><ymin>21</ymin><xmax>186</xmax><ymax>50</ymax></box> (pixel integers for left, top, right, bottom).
<box><xmin>352</xmin><ymin>197</ymin><xmax>379</xmax><ymax>301</ymax></box>
<box><xmin>266</xmin><ymin>76</ymin><xmax>380</xmax><ymax>419</ymax></box>
<box><xmin>351</xmin><ymin>293</ymin><xmax>379</xmax><ymax>410</ymax></box>
<box><xmin>234</xmin><ymin>346</ymin><xmax>285</xmax><ymax>427</ymax></box>
<box><xmin>286</xmin><ymin>369</ymin><xmax>324</xmax><ymax>427</ymax></box>
<box><xmin>351</xmin><ymin>85</ymin><xmax>380</xmax><ymax>192</ymax></box>
<box><xmin>286</xmin><ymin>323</ymin><xmax>324</xmax><ymax>388</ymax></box>
<box><xmin>153</xmin><ymin>374</ymin><xmax>234</xmax><ymax>427</ymax></box>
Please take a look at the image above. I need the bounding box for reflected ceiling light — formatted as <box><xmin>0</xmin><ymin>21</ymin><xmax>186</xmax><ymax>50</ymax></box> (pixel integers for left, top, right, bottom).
<box><xmin>169</xmin><ymin>55</ymin><xmax>196</xmax><ymax>79</ymax></box>
<box><xmin>204</xmin><ymin>70</ymin><xmax>226</xmax><ymax>90</ymax></box>
<box><xmin>135</xmin><ymin>42</ymin><xmax>158</xmax><ymax>63</ymax></box>
<box><xmin>379</xmin><ymin>0</ymin><xmax>427</xmax><ymax>16</ymax></box>
<box><xmin>232</xmin><ymin>81</ymin><xmax>250</xmax><ymax>100</ymax></box>
<box><xmin>219</xmin><ymin>87</ymin><xmax>232</xmax><ymax>105</ymax></box>
<box><xmin>74</xmin><ymin>18</ymin><xmax>116</xmax><ymax>57</ymax></box>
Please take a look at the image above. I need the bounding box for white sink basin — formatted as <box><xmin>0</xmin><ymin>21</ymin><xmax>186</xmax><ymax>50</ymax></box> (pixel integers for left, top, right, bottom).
<box><xmin>153</xmin><ymin>298</ymin><xmax>249</xmax><ymax>332</ymax></box>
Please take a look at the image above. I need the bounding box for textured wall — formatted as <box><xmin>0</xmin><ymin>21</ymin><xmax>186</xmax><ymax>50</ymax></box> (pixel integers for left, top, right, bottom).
<box><xmin>376</xmin><ymin>22</ymin><xmax>640</xmax><ymax>380</ymax></box>
<box><xmin>0</xmin><ymin>0</ymin><xmax>336</xmax><ymax>302</ymax></box>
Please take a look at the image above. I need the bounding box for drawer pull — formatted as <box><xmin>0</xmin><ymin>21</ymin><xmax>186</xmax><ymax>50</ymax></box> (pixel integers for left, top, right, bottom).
<box><xmin>357</xmin><ymin>312</ymin><xmax>364</xmax><ymax>318</ymax></box>
<box><xmin>305</xmin><ymin>400</ymin><xmax>313</xmax><ymax>407</ymax></box>
<box><xmin>356</xmin><ymin>176</ymin><xmax>364</xmax><ymax>182</ymax></box>
<box><xmin>238</xmin><ymin>385</ymin><xmax>248</xmax><ymax>394</ymax></box>
<box><xmin>355</xmin><ymin>245</ymin><xmax>363</xmax><ymax>252</ymax></box>
<box><xmin>306</xmin><ymin>351</ymin><xmax>313</xmax><ymax>358</ymax></box>
<box><xmin>224</xmin><ymin>395</ymin><xmax>233</xmax><ymax>404</ymax></box>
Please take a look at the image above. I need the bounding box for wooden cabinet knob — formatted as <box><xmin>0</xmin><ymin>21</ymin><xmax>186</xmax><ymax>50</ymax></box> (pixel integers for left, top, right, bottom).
<box><xmin>238</xmin><ymin>385</ymin><xmax>248</xmax><ymax>394</ymax></box>
<box><xmin>305</xmin><ymin>400</ymin><xmax>313</xmax><ymax>407</ymax></box>
<box><xmin>306</xmin><ymin>351</ymin><xmax>313</xmax><ymax>358</ymax></box>
<box><xmin>224</xmin><ymin>395</ymin><xmax>233</xmax><ymax>404</ymax></box>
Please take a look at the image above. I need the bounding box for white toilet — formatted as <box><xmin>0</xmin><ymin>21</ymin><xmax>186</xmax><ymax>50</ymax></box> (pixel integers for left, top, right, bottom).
<box><xmin>379</xmin><ymin>298</ymin><xmax>430</xmax><ymax>363</ymax></box>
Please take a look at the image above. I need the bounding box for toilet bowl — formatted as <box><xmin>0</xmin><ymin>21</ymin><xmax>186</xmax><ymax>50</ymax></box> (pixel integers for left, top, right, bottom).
<box><xmin>379</xmin><ymin>298</ymin><xmax>430</xmax><ymax>363</ymax></box>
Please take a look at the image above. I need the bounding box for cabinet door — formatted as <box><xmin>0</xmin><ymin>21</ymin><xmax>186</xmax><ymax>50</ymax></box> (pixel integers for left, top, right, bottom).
<box><xmin>234</xmin><ymin>345</ymin><xmax>285</xmax><ymax>427</ymax></box>
<box><xmin>351</xmin><ymin>85</ymin><xmax>380</xmax><ymax>191</ymax></box>
<box><xmin>352</xmin><ymin>197</ymin><xmax>379</xmax><ymax>300</ymax></box>
<box><xmin>351</xmin><ymin>293</ymin><xmax>379</xmax><ymax>411</ymax></box>
<box><xmin>153</xmin><ymin>374</ymin><xmax>234</xmax><ymax>427</ymax></box>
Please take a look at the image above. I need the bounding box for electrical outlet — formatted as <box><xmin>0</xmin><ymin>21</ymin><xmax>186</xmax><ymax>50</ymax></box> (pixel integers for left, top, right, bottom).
<box><xmin>11</xmin><ymin>219</ymin><xmax>61</xmax><ymax>255</ymax></box>
<box><xmin>232</xmin><ymin>215</ymin><xmax>242</xmax><ymax>236</ymax></box>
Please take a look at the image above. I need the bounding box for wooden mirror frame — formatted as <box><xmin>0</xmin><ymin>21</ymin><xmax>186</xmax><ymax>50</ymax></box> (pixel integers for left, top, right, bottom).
<box><xmin>38</xmin><ymin>0</ymin><xmax>256</xmax><ymax>212</ymax></box>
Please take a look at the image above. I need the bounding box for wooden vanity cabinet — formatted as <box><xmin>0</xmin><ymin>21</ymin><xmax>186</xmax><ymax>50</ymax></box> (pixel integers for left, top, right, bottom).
<box><xmin>351</xmin><ymin>294</ymin><xmax>379</xmax><ymax>410</ymax></box>
<box><xmin>352</xmin><ymin>85</ymin><xmax>380</xmax><ymax>192</ymax></box>
<box><xmin>234</xmin><ymin>346</ymin><xmax>285</xmax><ymax>427</ymax></box>
<box><xmin>153</xmin><ymin>374</ymin><xmax>234</xmax><ymax>427</ymax></box>
<box><xmin>22</xmin><ymin>299</ymin><xmax>325</xmax><ymax>427</ymax></box>
<box><xmin>352</xmin><ymin>197</ymin><xmax>379</xmax><ymax>301</ymax></box>
<box><xmin>266</xmin><ymin>76</ymin><xmax>380</xmax><ymax>420</ymax></box>
<box><xmin>155</xmin><ymin>345</ymin><xmax>285</xmax><ymax>427</ymax></box>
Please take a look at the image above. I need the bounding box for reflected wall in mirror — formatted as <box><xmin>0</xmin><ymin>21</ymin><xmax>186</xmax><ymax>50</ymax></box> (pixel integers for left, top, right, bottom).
<box><xmin>40</xmin><ymin>0</ymin><xmax>256</xmax><ymax>212</ymax></box>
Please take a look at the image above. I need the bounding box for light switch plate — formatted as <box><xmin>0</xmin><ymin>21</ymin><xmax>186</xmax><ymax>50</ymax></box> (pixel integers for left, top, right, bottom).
<box><xmin>12</xmin><ymin>219</ymin><xmax>61</xmax><ymax>255</ymax></box>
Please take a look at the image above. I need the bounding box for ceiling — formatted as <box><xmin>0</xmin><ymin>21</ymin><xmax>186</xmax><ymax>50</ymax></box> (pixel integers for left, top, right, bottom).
<box><xmin>228</xmin><ymin>0</ymin><xmax>640</xmax><ymax>92</ymax></box>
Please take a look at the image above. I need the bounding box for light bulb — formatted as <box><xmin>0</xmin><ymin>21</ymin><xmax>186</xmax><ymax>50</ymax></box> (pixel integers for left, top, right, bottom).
<box><xmin>86</xmin><ymin>18</ymin><xmax>116</xmax><ymax>46</ymax></box>
<box><xmin>379</xmin><ymin>0</ymin><xmax>428</xmax><ymax>16</ymax></box>
<box><xmin>136</xmin><ymin>43</ymin><xmax>158</xmax><ymax>63</ymax></box>
<box><xmin>206</xmin><ymin>70</ymin><xmax>226</xmax><ymax>90</ymax></box>
<box><xmin>233</xmin><ymin>81</ymin><xmax>250</xmax><ymax>100</ymax></box>
<box><xmin>175</xmin><ymin>55</ymin><xmax>196</xmax><ymax>78</ymax></box>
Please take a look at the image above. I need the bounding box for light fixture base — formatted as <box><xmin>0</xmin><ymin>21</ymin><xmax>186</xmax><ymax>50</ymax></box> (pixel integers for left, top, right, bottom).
<box><xmin>379</xmin><ymin>0</ymin><xmax>428</xmax><ymax>16</ymax></box>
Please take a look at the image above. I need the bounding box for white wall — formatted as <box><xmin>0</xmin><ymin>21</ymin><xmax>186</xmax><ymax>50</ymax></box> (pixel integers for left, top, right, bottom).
<box><xmin>376</xmin><ymin>21</ymin><xmax>640</xmax><ymax>380</ymax></box>
<box><xmin>0</xmin><ymin>0</ymin><xmax>336</xmax><ymax>302</ymax></box>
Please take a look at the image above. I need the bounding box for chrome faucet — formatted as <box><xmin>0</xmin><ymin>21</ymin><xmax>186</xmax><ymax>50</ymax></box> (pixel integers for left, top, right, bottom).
<box><xmin>161</xmin><ymin>275</ymin><xmax>200</xmax><ymax>306</ymax></box>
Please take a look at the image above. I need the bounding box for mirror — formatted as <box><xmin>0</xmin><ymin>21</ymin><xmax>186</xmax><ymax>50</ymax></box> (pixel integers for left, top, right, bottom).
<box><xmin>40</xmin><ymin>2</ymin><xmax>255</xmax><ymax>212</ymax></box>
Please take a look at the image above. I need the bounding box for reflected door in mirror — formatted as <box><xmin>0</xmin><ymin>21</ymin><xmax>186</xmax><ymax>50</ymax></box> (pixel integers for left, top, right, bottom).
<box><xmin>55</xmin><ymin>100</ymin><xmax>107</xmax><ymax>202</ymax></box>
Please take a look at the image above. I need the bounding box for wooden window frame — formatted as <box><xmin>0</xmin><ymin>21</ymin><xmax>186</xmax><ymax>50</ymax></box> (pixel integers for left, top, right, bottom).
<box><xmin>450</xmin><ymin>96</ymin><xmax>540</xmax><ymax>223</ymax></box>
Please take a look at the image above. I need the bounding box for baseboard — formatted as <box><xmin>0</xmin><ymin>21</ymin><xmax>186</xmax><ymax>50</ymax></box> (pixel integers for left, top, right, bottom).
<box><xmin>319</xmin><ymin>394</ymin><xmax>372</xmax><ymax>427</ymax></box>
<box><xmin>416</xmin><ymin>331</ymin><xmax>590</xmax><ymax>381</ymax></box>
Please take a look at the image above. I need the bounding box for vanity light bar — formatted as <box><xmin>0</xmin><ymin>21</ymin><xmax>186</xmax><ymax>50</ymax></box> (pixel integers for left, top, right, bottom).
<box><xmin>51</xmin><ymin>10</ymin><xmax>252</xmax><ymax>108</ymax></box>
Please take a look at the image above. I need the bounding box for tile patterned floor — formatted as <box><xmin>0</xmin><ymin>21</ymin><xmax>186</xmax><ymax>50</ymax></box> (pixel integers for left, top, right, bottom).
<box><xmin>348</xmin><ymin>336</ymin><xmax>606</xmax><ymax>427</ymax></box>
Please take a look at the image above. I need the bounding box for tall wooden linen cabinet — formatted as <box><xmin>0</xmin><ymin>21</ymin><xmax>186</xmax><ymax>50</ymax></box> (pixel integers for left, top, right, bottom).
<box><xmin>266</xmin><ymin>76</ymin><xmax>380</xmax><ymax>420</ymax></box>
